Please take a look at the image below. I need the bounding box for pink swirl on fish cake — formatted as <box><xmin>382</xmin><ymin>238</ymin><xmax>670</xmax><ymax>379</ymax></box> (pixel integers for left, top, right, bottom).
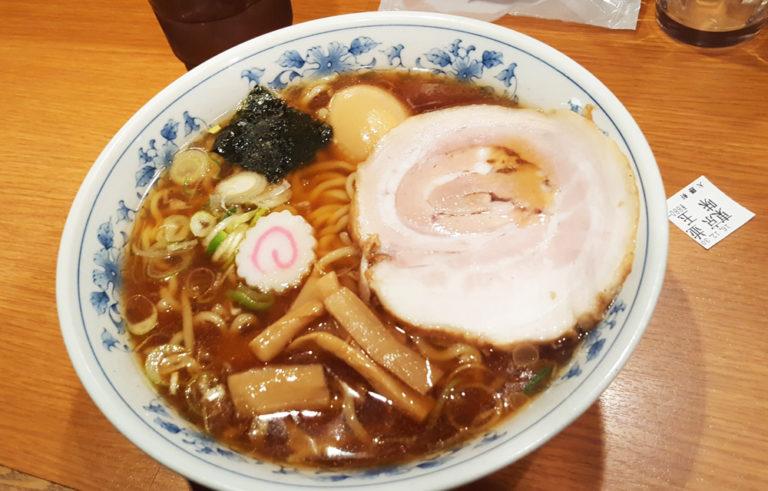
<box><xmin>250</xmin><ymin>226</ymin><xmax>298</xmax><ymax>273</ymax></box>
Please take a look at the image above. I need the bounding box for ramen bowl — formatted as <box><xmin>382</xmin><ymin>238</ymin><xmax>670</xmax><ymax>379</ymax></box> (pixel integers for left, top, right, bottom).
<box><xmin>57</xmin><ymin>11</ymin><xmax>667</xmax><ymax>490</ymax></box>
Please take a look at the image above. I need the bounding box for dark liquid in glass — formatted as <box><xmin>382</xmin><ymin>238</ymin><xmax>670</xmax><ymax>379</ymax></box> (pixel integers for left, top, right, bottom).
<box><xmin>150</xmin><ymin>0</ymin><xmax>292</xmax><ymax>69</ymax></box>
<box><xmin>656</xmin><ymin>0</ymin><xmax>767</xmax><ymax>48</ymax></box>
<box><xmin>657</xmin><ymin>7</ymin><xmax>764</xmax><ymax>47</ymax></box>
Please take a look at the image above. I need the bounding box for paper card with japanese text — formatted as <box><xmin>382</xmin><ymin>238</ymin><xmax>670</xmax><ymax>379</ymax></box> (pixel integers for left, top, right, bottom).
<box><xmin>667</xmin><ymin>176</ymin><xmax>754</xmax><ymax>249</ymax></box>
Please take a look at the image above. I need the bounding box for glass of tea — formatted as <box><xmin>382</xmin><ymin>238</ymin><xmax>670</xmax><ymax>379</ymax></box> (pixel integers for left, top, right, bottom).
<box><xmin>656</xmin><ymin>0</ymin><xmax>768</xmax><ymax>47</ymax></box>
<box><xmin>149</xmin><ymin>0</ymin><xmax>293</xmax><ymax>69</ymax></box>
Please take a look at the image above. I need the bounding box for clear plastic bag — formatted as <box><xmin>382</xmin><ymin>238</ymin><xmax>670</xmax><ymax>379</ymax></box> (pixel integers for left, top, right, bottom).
<box><xmin>378</xmin><ymin>0</ymin><xmax>642</xmax><ymax>30</ymax></box>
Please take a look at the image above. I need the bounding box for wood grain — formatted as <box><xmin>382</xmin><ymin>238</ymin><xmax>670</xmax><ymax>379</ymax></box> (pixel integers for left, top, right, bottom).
<box><xmin>0</xmin><ymin>0</ymin><xmax>766</xmax><ymax>489</ymax></box>
<box><xmin>0</xmin><ymin>464</ymin><xmax>72</xmax><ymax>490</ymax></box>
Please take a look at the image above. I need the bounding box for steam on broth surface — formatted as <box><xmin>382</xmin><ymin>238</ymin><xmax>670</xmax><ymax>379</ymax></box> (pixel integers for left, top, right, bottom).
<box><xmin>122</xmin><ymin>71</ymin><xmax>608</xmax><ymax>469</ymax></box>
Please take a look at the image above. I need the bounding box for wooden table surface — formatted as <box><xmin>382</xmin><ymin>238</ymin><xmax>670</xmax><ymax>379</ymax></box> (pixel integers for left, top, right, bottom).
<box><xmin>1</xmin><ymin>0</ymin><xmax>767</xmax><ymax>489</ymax></box>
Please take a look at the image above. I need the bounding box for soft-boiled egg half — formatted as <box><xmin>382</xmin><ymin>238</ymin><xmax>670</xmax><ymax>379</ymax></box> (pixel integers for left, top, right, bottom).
<box><xmin>327</xmin><ymin>85</ymin><xmax>410</xmax><ymax>162</ymax></box>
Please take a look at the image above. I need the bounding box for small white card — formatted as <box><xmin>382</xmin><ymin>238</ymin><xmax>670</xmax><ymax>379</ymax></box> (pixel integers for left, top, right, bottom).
<box><xmin>667</xmin><ymin>176</ymin><xmax>754</xmax><ymax>249</ymax></box>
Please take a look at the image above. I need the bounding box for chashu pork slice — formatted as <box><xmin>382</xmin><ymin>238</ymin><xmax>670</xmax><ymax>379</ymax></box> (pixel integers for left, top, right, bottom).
<box><xmin>352</xmin><ymin>105</ymin><xmax>639</xmax><ymax>346</ymax></box>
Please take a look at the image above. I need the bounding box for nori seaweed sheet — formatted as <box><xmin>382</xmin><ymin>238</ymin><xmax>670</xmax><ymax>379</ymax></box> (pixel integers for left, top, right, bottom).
<box><xmin>213</xmin><ymin>85</ymin><xmax>333</xmax><ymax>182</ymax></box>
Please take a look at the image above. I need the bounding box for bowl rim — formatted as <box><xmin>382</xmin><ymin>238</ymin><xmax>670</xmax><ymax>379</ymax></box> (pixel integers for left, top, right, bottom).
<box><xmin>57</xmin><ymin>10</ymin><xmax>668</xmax><ymax>491</ymax></box>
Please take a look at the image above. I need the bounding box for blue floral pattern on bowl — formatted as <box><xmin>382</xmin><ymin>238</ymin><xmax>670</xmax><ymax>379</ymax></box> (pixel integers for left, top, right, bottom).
<box><xmin>557</xmin><ymin>299</ymin><xmax>627</xmax><ymax>383</ymax></box>
<box><xmin>90</xmin><ymin>221</ymin><xmax>128</xmax><ymax>353</ymax></box>
<box><xmin>74</xmin><ymin>23</ymin><xmax>648</xmax><ymax>487</ymax></box>
<box><xmin>416</xmin><ymin>39</ymin><xmax>518</xmax><ymax>97</ymax></box>
<box><xmin>90</xmin><ymin>117</ymin><xmax>200</xmax><ymax>353</ymax></box>
<box><xmin>241</xmin><ymin>36</ymin><xmax>382</xmax><ymax>90</ymax></box>
<box><xmin>240</xmin><ymin>37</ymin><xmax>518</xmax><ymax>100</ymax></box>
<box><xmin>144</xmin><ymin>399</ymin><xmax>246</xmax><ymax>462</ymax></box>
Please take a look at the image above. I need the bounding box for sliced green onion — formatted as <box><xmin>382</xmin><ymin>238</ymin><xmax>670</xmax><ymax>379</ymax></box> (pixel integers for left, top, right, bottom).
<box><xmin>145</xmin><ymin>344</ymin><xmax>187</xmax><ymax>385</ymax></box>
<box><xmin>125</xmin><ymin>294</ymin><xmax>158</xmax><ymax>335</ymax></box>
<box><xmin>211</xmin><ymin>225</ymin><xmax>247</xmax><ymax>264</ymax></box>
<box><xmin>203</xmin><ymin>209</ymin><xmax>258</xmax><ymax>247</ymax></box>
<box><xmin>207</xmin><ymin>153</ymin><xmax>223</xmax><ymax>176</ymax></box>
<box><xmin>225</xmin><ymin>209</ymin><xmax>260</xmax><ymax>233</ymax></box>
<box><xmin>250</xmin><ymin>207</ymin><xmax>269</xmax><ymax>225</ymax></box>
<box><xmin>190</xmin><ymin>211</ymin><xmax>216</xmax><ymax>237</ymax></box>
<box><xmin>227</xmin><ymin>285</ymin><xmax>274</xmax><ymax>311</ymax></box>
<box><xmin>523</xmin><ymin>365</ymin><xmax>554</xmax><ymax>396</ymax></box>
<box><xmin>169</xmin><ymin>149</ymin><xmax>209</xmax><ymax>187</ymax></box>
<box><xmin>167</xmin><ymin>239</ymin><xmax>198</xmax><ymax>252</ymax></box>
<box><xmin>214</xmin><ymin>171</ymin><xmax>268</xmax><ymax>206</ymax></box>
<box><xmin>161</xmin><ymin>215</ymin><xmax>190</xmax><ymax>242</ymax></box>
<box><xmin>206</xmin><ymin>231</ymin><xmax>228</xmax><ymax>255</ymax></box>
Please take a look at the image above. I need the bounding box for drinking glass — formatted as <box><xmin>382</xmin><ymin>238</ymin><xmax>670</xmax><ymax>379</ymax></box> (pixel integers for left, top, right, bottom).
<box><xmin>656</xmin><ymin>0</ymin><xmax>768</xmax><ymax>47</ymax></box>
<box><xmin>149</xmin><ymin>0</ymin><xmax>293</xmax><ymax>69</ymax></box>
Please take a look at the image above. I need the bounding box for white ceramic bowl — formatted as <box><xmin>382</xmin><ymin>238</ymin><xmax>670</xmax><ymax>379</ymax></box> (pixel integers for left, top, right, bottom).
<box><xmin>57</xmin><ymin>11</ymin><xmax>667</xmax><ymax>490</ymax></box>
